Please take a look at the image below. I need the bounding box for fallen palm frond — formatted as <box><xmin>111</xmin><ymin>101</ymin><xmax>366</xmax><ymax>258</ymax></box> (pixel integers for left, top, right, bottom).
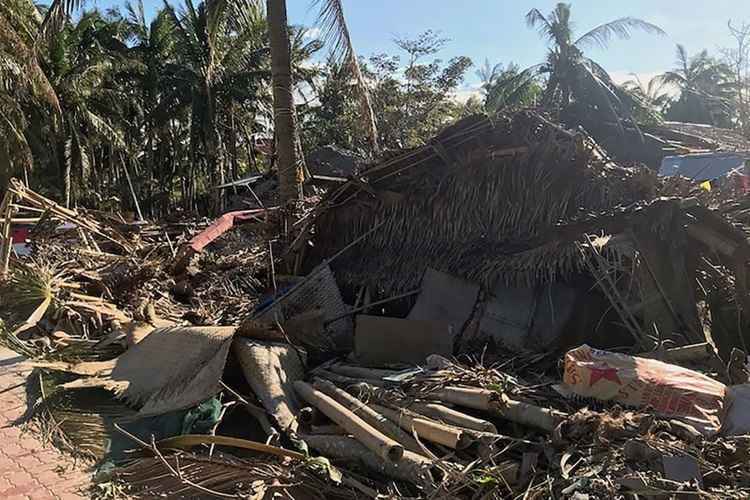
<box><xmin>0</xmin><ymin>260</ymin><xmax>66</xmax><ymax>355</ymax></box>
<box><xmin>2</xmin><ymin>260</ymin><xmax>59</xmax><ymax>309</ymax></box>
<box><xmin>157</xmin><ymin>434</ymin><xmax>305</xmax><ymax>461</ymax></box>
<box><xmin>29</xmin><ymin>369</ymin><xmax>136</xmax><ymax>461</ymax></box>
<box><xmin>117</xmin><ymin>449</ymin><xmax>359</xmax><ymax>499</ymax></box>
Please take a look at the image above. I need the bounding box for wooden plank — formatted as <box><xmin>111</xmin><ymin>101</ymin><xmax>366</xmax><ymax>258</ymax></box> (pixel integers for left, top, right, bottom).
<box><xmin>0</xmin><ymin>188</ymin><xmax>16</xmax><ymax>277</ymax></box>
<box><xmin>0</xmin><ymin>218</ymin><xmax>41</xmax><ymax>224</ymax></box>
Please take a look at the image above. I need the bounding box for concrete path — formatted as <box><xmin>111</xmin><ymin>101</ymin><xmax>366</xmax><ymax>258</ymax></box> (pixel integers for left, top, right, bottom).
<box><xmin>0</xmin><ymin>346</ymin><xmax>91</xmax><ymax>499</ymax></box>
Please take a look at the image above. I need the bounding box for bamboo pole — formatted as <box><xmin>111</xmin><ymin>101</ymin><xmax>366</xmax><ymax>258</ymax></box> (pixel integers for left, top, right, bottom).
<box><xmin>408</xmin><ymin>402</ymin><xmax>497</xmax><ymax>434</ymax></box>
<box><xmin>308</xmin><ymin>424</ymin><xmax>349</xmax><ymax>435</ymax></box>
<box><xmin>313</xmin><ymin>379</ymin><xmax>425</xmax><ymax>455</ymax></box>
<box><xmin>639</xmin><ymin>342</ymin><xmax>714</xmax><ymax>363</ymax></box>
<box><xmin>0</xmin><ymin>218</ymin><xmax>41</xmax><ymax>224</ymax></box>
<box><xmin>326</xmin><ymin>364</ymin><xmax>402</xmax><ymax>381</ymax></box>
<box><xmin>316</xmin><ymin>369</ymin><xmax>389</xmax><ymax>388</ymax></box>
<box><xmin>294</xmin><ymin>381</ymin><xmax>404</xmax><ymax>463</ymax></box>
<box><xmin>301</xmin><ymin>434</ymin><xmax>438</xmax><ymax>489</ymax></box>
<box><xmin>371</xmin><ymin>404</ymin><xmax>476</xmax><ymax>450</ymax></box>
<box><xmin>433</xmin><ymin>386</ymin><xmax>566</xmax><ymax>432</ymax></box>
<box><xmin>8</xmin><ymin>179</ymin><xmax>130</xmax><ymax>251</ymax></box>
<box><xmin>433</xmin><ymin>386</ymin><xmax>495</xmax><ymax>410</ymax></box>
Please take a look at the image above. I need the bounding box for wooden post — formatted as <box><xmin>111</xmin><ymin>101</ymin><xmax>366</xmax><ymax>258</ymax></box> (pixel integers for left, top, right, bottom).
<box><xmin>0</xmin><ymin>188</ymin><xmax>16</xmax><ymax>277</ymax></box>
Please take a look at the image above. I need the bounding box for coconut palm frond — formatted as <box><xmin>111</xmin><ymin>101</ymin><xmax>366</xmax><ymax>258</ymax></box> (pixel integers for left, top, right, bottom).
<box><xmin>314</xmin><ymin>0</ymin><xmax>354</xmax><ymax>67</ymax></box>
<box><xmin>3</xmin><ymin>261</ymin><xmax>60</xmax><ymax>309</ymax></box>
<box><xmin>574</xmin><ymin>17</ymin><xmax>665</xmax><ymax>50</ymax></box>
<box><xmin>205</xmin><ymin>0</ymin><xmax>230</xmax><ymax>48</ymax></box>
<box><xmin>313</xmin><ymin>0</ymin><xmax>379</xmax><ymax>153</ymax></box>
<box><xmin>485</xmin><ymin>63</ymin><xmax>543</xmax><ymax>112</ymax></box>
<box><xmin>118</xmin><ymin>452</ymin><xmax>288</xmax><ymax>498</ymax></box>
<box><xmin>229</xmin><ymin>0</ymin><xmax>264</xmax><ymax>34</ymax></box>
<box><xmin>577</xmin><ymin>58</ymin><xmax>648</xmax><ymax>140</ymax></box>
<box><xmin>40</xmin><ymin>0</ymin><xmax>85</xmax><ymax>38</ymax></box>
<box><xmin>658</xmin><ymin>70</ymin><xmax>685</xmax><ymax>88</ymax></box>
<box><xmin>0</xmin><ymin>106</ymin><xmax>34</xmax><ymax>171</ymax></box>
<box><xmin>0</xmin><ymin>14</ymin><xmax>60</xmax><ymax>112</ymax></box>
<box><xmin>525</xmin><ymin>8</ymin><xmax>554</xmax><ymax>42</ymax></box>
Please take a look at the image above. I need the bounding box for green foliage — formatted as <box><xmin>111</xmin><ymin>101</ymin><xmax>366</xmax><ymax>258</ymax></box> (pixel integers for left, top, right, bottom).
<box><xmin>661</xmin><ymin>45</ymin><xmax>735</xmax><ymax>126</ymax></box>
<box><xmin>0</xmin><ymin>0</ymin><xmax>319</xmax><ymax>216</ymax></box>
<box><xmin>477</xmin><ymin>60</ymin><xmax>542</xmax><ymax>114</ymax></box>
<box><xmin>303</xmin><ymin>30</ymin><xmax>473</xmax><ymax>153</ymax></box>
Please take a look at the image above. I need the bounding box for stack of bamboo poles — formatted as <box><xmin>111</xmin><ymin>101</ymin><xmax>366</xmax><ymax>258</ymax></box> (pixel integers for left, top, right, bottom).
<box><xmin>292</xmin><ymin>362</ymin><xmax>568</xmax><ymax>494</ymax></box>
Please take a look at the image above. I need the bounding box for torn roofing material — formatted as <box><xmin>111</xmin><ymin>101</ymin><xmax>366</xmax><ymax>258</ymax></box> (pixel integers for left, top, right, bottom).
<box><xmin>67</xmin><ymin>326</ymin><xmax>238</xmax><ymax>417</ymax></box>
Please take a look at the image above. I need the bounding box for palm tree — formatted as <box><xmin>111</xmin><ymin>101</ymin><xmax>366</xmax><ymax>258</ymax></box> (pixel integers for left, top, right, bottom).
<box><xmin>622</xmin><ymin>74</ymin><xmax>672</xmax><ymax>113</ymax></box>
<box><xmin>477</xmin><ymin>60</ymin><xmax>541</xmax><ymax>113</ymax></box>
<box><xmin>314</xmin><ymin>0</ymin><xmax>379</xmax><ymax>154</ymax></box>
<box><xmin>517</xmin><ymin>3</ymin><xmax>664</xmax><ymax>128</ymax></box>
<box><xmin>163</xmin><ymin>0</ymin><xmax>269</xmax><ymax>211</ymax></box>
<box><xmin>660</xmin><ymin>45</ymin><xmax>734</xmax><ymax>126</ymax></box>
<box><xmin>45</xmin><ymin>11</ymin><xmax>131</xmax><ymax>207</ymax></box>
<box><xmin>267</xmin><ymin>0</ymin><xmax>302</xmax><ymax>204</ymax></box>
<box><xmin>0</xmin><ymin>0</ymin><xmax>60</xmax><ymax>185</ymax></box>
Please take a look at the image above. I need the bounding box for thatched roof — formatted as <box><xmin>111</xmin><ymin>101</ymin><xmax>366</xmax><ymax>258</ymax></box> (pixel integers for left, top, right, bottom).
<box><xmin>304</xmin><ymin>111</ymin><xmax>659</xmax><ymax>295</ymax></box>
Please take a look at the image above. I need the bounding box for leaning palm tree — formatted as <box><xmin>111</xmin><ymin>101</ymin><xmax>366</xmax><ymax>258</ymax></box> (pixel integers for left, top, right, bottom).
<box><xmin>515</xmin><ymin>3</ymin><xmax>664</xmax><ymax>129</ymax></box>
<box><xmin>314</xmin><ymin>0</ymin><xmax>379</xmax><ymax>154</ymax></box>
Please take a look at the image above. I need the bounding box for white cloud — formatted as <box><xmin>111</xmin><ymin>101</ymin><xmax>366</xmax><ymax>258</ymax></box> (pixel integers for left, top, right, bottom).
<box><xmin>304</xmin><ymin>27</ymin><xmax>322</xmax><ymax>40</ymax></box>
<box><xmin>452</xmin><ymin>85</ymin><xmax>483</xmax><ymax>104</ymax></box>
<box><xmin>608</xmin><ymin>70</ymin><xmax>662</xmax><ymax>86</ymax></box>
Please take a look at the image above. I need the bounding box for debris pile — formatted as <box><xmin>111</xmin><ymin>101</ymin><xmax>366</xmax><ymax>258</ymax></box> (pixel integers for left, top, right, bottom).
<box><xmin>3</xmin><ymin>110</ymin><xmax>750</xmax><ymax>498</ymax></box>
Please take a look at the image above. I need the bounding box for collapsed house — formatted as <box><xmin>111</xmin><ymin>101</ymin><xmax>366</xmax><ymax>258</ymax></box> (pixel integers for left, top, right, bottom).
<box><xmin>301</xmin><ymin>111</ymin><xmax>750</xmax><ymax>359</ymax></box>
<box><xmin>4</xmin><ymin>111</ymin><xmax>750</xmax><ymax>498</ymax></box>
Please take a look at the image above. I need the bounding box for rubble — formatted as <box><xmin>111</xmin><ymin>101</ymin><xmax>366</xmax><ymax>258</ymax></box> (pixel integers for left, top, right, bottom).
<box><xmin>3</xmin><ymin>109</ymin><xmax>750</xmax><ymax>498</ymax></box>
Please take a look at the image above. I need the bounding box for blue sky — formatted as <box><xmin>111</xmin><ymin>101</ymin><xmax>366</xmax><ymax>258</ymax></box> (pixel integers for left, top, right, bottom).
<box><xmin>95</xmin><ymin>0</ymin><xmax>750</xmax><ymax>95</ymax></box>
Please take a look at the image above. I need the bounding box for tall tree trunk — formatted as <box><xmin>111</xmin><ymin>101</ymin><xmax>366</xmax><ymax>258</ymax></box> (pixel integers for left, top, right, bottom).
<box><xmin>267</xmin><ymin>0</ymin><xmax>302</xmax><ymax>204</ymax></box>
<box><xmin>204</xmin><ymin>82</ymin><xmax>225</xmax><ymax>213</ymax></box>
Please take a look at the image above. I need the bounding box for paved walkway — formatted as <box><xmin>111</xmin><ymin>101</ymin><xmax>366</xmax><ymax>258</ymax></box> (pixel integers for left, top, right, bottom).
<box><xmin>0</xmin><ymin>346</ymin><xmax>91</xmax><ymax>499</ymax></box>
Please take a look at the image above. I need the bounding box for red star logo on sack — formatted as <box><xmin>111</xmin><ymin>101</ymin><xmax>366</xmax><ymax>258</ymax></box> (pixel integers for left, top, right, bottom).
<box><xmin>588</xmin><ymin>365</ymin><xmax>622</xmax><ymax>387</ymax></box>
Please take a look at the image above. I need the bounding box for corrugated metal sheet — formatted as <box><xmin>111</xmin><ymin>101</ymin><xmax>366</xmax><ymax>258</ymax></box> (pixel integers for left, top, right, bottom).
<box><xmin>659</xmin><ymin>152</ymin><xmax>749</xmax><ymax>181</ymax></box>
